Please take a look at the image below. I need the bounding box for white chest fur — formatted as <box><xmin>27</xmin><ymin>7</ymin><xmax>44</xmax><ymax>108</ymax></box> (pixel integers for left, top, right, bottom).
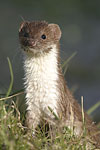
<box><xmin>23</xmin><ymin>45</ymin><xmax>59</xmax><ymax>117</ymax></box>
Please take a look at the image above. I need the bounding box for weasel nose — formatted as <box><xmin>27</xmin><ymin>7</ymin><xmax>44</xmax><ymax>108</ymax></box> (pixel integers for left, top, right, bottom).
<box><xmin>28</xmin><ymin>39</ymin><xmax>36</xmax><ymax>47</ymax></box>
<box><xmin>31</xmin><ymin>40</ymin><xmax>36</xmax><ymax>46</ymax></box>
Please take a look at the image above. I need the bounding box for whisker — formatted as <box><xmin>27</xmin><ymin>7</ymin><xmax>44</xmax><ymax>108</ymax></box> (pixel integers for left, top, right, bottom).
<box><xmin>20</xmin><ymin>15</ymin><xmax>26</xmax><ymax>22</ymax></box>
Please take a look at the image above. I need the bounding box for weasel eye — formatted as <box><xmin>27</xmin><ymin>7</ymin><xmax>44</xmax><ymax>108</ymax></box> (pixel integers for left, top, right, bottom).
<box><xmin>23</xmin><ymin>32</ymin><xmax>29</xmax><ymax>37</ymax></box>
<box><xmin>41</xmin><ymin>34</ymin><xmax>46</xmax><ymax>39</ymax></box>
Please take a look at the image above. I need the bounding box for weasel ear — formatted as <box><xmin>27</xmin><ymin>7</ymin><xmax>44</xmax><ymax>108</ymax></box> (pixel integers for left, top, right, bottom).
<box><xmin>48</xmin><ymin>24</ymin><xmax>62</xmax><ymax>41</ymax></box>
<box><xmin>19</xmin><ymin>21</ymin><xmax>29</xmax><ymax>32</ymax></box>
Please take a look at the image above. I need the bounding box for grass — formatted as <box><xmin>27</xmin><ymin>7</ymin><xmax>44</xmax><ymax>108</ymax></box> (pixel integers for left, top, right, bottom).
<box><xmin>0</xmin><ymin>99</ymin><xmax>98</xmax><ymax>150</ymax></box>
<box><xmin>0</xmin><ymin>56</ymin><xmax>100</xmax><ymax>150</ymax></box>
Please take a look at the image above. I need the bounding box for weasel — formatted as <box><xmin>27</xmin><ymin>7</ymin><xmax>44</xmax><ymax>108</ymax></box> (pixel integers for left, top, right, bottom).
<box><xmin>19</xmin><ymin>21</ymin><xmax>100</xmax><ymax>148</ymax></box>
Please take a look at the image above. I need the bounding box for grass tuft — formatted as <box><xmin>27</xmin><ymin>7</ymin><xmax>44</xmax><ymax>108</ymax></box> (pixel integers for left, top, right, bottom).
<box><xmin>0</xmin><ymin>98</ymin><xmax>98</xmax><ymax>150</ymax></box>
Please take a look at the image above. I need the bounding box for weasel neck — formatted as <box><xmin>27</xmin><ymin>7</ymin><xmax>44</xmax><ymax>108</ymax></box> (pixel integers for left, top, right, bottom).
<box><xmin>23</xmin><ymin>44</ymin><xmax>60</xmax><ymax>116</ymax></box>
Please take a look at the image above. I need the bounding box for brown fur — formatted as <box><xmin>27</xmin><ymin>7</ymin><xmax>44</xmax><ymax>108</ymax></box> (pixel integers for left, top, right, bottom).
<box><xmin>56</xmin><ymin>48</ymin><xmax>100</xmax><ymax>147</ymax></box>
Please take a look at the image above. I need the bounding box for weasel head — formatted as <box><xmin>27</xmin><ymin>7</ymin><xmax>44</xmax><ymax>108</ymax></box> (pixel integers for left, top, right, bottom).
<box><xmin>19</xmin><ymin>21</ymin><xmax>61</xmax><ymax>55</ymax></box>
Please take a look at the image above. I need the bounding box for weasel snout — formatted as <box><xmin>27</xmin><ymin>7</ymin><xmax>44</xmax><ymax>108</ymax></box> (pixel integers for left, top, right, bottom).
<box><xmin>22</xmin><ymin>38</ymin><xmax>36</xmax><ymax>48</ymax></box>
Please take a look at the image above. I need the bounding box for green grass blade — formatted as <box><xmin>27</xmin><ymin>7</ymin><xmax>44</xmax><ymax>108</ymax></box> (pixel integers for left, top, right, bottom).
<box><xmin>6</xmin><ymin>57</ymin><xmax>14</xmax><ymax>97</ymax></box>
<box><xmin>87</xmin><ymin>101</ymin><xmax>100</xmax><ymax>115</ymax></box>
<box><xmin>63</xmin><ymin>65</ymin><xmax>68</xmax><ymax>75</ymax></box>
<box><xmin>48</xmin><ymin>106</ymin><xmax>59</xmax><ymax>120</ymax></box>
<box><xmin>61</xmin><ymin>51</ymin><xmax>77</xmax><ymax>69</ymax></box>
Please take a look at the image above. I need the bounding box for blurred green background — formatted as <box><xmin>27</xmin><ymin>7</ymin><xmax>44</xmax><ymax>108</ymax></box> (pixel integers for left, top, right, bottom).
<box><xmin>0</xmin><ymin>0</ymin><xmax>100</xmax><ymax>121</ymax></box>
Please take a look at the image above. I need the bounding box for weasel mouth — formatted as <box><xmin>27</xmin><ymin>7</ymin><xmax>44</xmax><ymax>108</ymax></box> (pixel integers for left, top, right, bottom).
<box><xmin>21</xmin><ymin>45</ymin><xmax>40</xmax><ymax>54</ymax></box>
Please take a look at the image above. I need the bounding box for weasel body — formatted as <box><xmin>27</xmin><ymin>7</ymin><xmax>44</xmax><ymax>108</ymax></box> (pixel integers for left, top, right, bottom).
<box><xmin>19</xmin><ymin>21</ymin><xmax>100</xmax><ymax>148</ymax></box>
<box><xmin>23</xmin><ymin>45</ymin><xmax>59</xmax><ymax>128</ymax></box>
